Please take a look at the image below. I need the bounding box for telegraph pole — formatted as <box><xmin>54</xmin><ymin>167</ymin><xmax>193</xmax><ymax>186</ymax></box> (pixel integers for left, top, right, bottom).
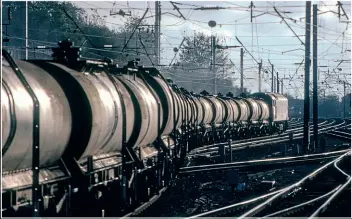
<box><xmin>240</xmin><ymin>48</ymin><xmax>244</xmax><ymax>94</ymax></box>
<box><xmin>303</xmin><ymin>1</ymin><xmax>312</xmax><ymax>153</ymax></box>
<box><xmin>343</xmin><ymin>81</ymin><xmax>346</xmax><ymax>118</ymax></box>
<box><xmin>271</xmin><ymin>63</ymin><xmax>274</xmax><ymax>92</ymax></box>
<box><xmin>258</xmin><ymin>60</ymin><xmax>262</xmax><ymax>92</ymax></box>
<box><xmin>281</xmin><ymin>79</ymin><xmax>284</xmax><ymax>94</ymax></box>
<box><xmin>155</xmin><ymin>1</ymin><xmax>161</xmax><ymax>65</ymax></box>
<box><xmin>208</xmin><ymin>20</ymin><xmax>217</xmax><ymax>94</ymax></box>
<box><xmin>276</xmin><ymin>71</ymin><xmax>279</xmax><ymax>93</ymax></box>
<box><xmin>250</xmin><ymin>1</ymin><xmax>254</xmax><ymax>22</ymax></box>
<box><xmin>212</xmin><ymin>35</ymin><xmax>217</xmax><ymax>94</ymax></box>
<box><xmin>26</xmin><ymin>0</ymin><xmax>29</xmax><ymax>60</ymax></box>
<box><xmin>313</xmin><ymin>4</ymin><xmax>318</xmax><ymax>150</ymax></box>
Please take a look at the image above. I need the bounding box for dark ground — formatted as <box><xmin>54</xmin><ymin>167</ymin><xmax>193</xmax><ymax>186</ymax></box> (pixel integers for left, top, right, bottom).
<box><xmin>140</xmin><ymin>164</ymin><xmax>322</xmax><ymax>217</ymax></box>
<box><xmin>140</xmin><ymin>135</ymin><xmax>350</xmax><ymax>217</ymax></box>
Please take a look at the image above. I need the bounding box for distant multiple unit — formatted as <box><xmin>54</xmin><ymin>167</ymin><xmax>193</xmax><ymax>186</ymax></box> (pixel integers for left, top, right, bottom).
<box><xmin>2</xmin><ymin>40</ymin><xmax>289</xmax><ymax>217</ymax></box>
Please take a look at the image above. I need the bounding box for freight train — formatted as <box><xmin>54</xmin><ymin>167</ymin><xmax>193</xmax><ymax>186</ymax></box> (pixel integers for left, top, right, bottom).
<box><xmin>1</xmin><ymin>40</ymin><xmax>289</xmax><ymax>217</ymax></box>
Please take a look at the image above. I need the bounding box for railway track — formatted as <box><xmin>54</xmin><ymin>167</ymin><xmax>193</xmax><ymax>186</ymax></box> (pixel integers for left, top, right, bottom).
<box><xmin>188</xmin><ymin>123</ymin><xmax>300</xmax><ymax>156</ymax></box>
<box><xmin>185</xmin><ymin>150</ymin><xmax>351</xmax><ymax>218</ymax></box>
<box><xmin>188</xmin><ymin>120</ymin><xmax>308</xmax><ymax>156</ymax></box>
<box><xmin>189</xmin><ymin>119</ymin><xmax>347</xmax><ymax>158</ymax></box>
<box><xmin>120</xmin><ymin>120</ymin><xmax>302</xmax><ymax>217</ymax></box>
<box><xmin>118</xmin><ymin>120</ymin><xmax>303</xmax><ymax>217</ymax></box>
<box><xmin>125</xmin><ymin>119</ymin><xmax>350</xmax><ymax>217</ymax></box>
<box><xmin>179</xmin><ymin>149</ymin><xmax>350</xmax><ymax>175</ymax></box>
<box><xmin>133</xmin><ymin>120</ymin><xmax>348</xmax><ymax>216</ymax></box>
<box><xmin>121</xmin><ymin>187</ymin><xmax>168</xmax><ymax>218</ymax></box>
<box><xmin>188</xmin><ymin>120</ymin><xmax>330</xmax><ymax>156</ymax></box>
<box><xmin>262</xmin><ymin>159</ymin><xmax>351</xmax><ymax>218</ymax></box>
<box><xmin>120</xmin><ymin>118</ymin><xmax>350</xmax><ymax>217</ymax></box>
<box><xmin>325</xmin><ymin>129</ymin><xmax>351</xmax><ymax>141</ymax></box>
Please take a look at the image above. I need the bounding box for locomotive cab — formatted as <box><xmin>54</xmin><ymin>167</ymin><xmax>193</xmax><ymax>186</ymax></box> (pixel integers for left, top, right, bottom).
<box><xmin>251</xmin><ymin>92</ymin><xmax>289</xmax><ymax>132</ymax></box>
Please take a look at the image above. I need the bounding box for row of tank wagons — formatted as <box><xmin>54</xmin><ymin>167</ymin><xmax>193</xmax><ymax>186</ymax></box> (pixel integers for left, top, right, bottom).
<box><xmin>2</xmin><ymin>44</ymin><xmax>288</xmax><ymax>217</ymax></box>
<box><xmin>2</xmin><ymin>50</ymin><xmax>288</xmax><ymax>175</ymax></box>
<box><xmin>169</xmin><ymin>91</ymin><xmax>273</xmax><ymax>127</ymax></box>
<box><xmin>2</xmin><ymin>56</ymin><xmax>176</xmax><ymax>173</ymax></box>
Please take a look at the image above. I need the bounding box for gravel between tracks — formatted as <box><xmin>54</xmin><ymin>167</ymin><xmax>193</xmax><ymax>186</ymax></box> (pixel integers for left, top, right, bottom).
<box><xmin>140</xmin><ymin>134</ymin><xmax>348</xmax><ymax>217</ymax></box>
<box><xmin>140</xmin><ymin>164</ymin><xmax>322</xmax><ymax>217</ymax></box>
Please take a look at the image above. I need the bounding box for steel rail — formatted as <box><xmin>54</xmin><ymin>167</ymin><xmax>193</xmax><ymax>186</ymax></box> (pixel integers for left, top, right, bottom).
<box><xmin>186</xmin><ymin>151</ymin><xmax>350</xmax><ymax>218</ymax></box>
<box><xmin>179</xmin><ymin>149</ymin><xmax>350</xmax><ymax>174</ymax></box>
<box><xmin>191</xmin><ymin>120</ymin><xmax>317</xmax><ymax>150</ymax></box>
<box><xmin>125</xmin><ymin>119</ymin><xmax>348</xmax><ymax>217</ymax></box>
<box><xmin>326</xmin><ymin>130</ymin><xmax>351</xmax><ymax>141</ymax></box>
<box><xmin>190</xmin><ymin>119</ymin><xmax>347</xmax><ymax>157</ymax></box>
<box><xmin>334</xmin><ymin>156</ymin><xmax>351</xmax><ymax>178</ymax></box>
<box><xmin>308</xmin><ymin>178</ymin><xmax>351</xmax><ymax>218</ymax></box>
<box><xmin>260</xmin><ymin>154</ymin><xmax>351</xmax><ymax>218</ymax></box>
<box><xmin>117</xmin><ymin>120</ymin><xmax>302</xmax><ymax>218</ymax></box>
<box><xmin>188</xmin><ymin>120</ymin><xmax>311</xmax><ymax>155</ymax></box>
<box><xmin>122</xmin><ymin>119</ymin><xmax>348</xmax><ymax>217</ymax></box>
<box><xmin>261</xmin><ymin>184</ymin><xmax>342</xmax><ymax>218</ymax></box>
<box><xmin>182</xmin><ymin>149</ymin><xmax>348</xmax><ymax>171</ymax></box>
<box><xmin>121</xmin><ymin>186</ymin><xmax>168</xmax><ymax>218</ymax></box>
<box><xmin>237</xmin><ymin>151</ymin><xmax>351</xmax><ymax>219</ymax></box>
<box><xmin>185</xmin><ymin>188</ymin><xmax>286</xmax><ymax>218</ymax></box>
<box><xmin>190</xmin><ymin>120</ymin><xmax>333</xmax><ymax>155</ymax></box>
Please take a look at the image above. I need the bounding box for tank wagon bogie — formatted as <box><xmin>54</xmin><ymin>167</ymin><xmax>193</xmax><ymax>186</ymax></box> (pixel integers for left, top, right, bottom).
<box><xmin>1</xmin><ymin>41</ymin><xmax>289</xmax><ymax>217</ymax></box>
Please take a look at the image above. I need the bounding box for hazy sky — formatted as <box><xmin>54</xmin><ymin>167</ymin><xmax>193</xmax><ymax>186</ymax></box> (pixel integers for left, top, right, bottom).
<box><xmin>75</xmin><ymin>1</ymin><xmax>351</xmax><ymax>98</ymax></box>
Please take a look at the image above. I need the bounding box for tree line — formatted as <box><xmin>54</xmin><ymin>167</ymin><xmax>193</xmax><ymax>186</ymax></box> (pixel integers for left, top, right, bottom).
<box><xmin>2</xmin><ymin>1</ymin><xmax>156</xmax><ymax>65</ymax></box>
<box><xmin>5</xmin><ymin>1</ymin><xmax>346</xmax><ymax>106</ymax></box>
<box><xmin>2</xmin><ymin>1</ymin><xmax>243</xmax><ymax>95</ymax></box>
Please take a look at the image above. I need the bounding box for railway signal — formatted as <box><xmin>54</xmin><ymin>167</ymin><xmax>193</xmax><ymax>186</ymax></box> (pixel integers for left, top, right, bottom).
<box><xmin>52</xmin><ymin>39</ymin><xmax>82</xmax><ymax>63</ymax></box>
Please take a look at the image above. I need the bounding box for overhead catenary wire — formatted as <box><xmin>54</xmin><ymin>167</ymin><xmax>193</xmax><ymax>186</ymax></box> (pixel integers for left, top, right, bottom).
<box><xmin>61</xmin><ymin>6</ymin><xmax>103</xmax><ymax>57</ymax></box>
<box><xmin>6</xmin><ymin>1</ymin><xmax>350</xmax><ymax>98</ymax></box>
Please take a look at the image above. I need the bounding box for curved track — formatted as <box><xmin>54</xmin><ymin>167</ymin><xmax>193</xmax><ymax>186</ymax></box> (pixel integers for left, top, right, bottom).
<box><xmin>185</xmin><ymin>151</ymin><xmax>351</xmax><ymax>218</ymax></box>
<box><xmin>179</xmin><ymin>150</ymin><xmax>349</xmax><ymax>175</ymax></box>
<box><xmin>188</xmin><ymin>119</ymin><xmax>346</xmax><ymax>159</ymax></box>
<box><xmin>129</xmin><ymin>119</ymin><xmax>351</xmax><ymax>217</ymax></box>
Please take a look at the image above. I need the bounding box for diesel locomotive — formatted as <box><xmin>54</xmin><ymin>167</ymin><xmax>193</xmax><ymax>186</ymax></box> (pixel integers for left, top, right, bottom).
<box><xmin>1</xmin><ymin>40</ymin><xmax>289</xmax><ymax>217</ymax></box>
